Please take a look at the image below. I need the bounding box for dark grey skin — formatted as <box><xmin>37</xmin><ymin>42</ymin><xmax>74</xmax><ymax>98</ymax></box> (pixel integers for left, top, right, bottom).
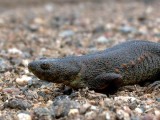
<box><xmin>28</xmin><ymin>40</ymin><xmax>160</xmax><ymax>92</ymax></box>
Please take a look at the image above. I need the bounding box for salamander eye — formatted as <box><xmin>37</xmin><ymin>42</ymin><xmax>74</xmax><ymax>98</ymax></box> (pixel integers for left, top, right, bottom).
<box><xmin>40</xmin><ymin>63</ymin><xmax>50</xmax><ymax>70</ymax></box>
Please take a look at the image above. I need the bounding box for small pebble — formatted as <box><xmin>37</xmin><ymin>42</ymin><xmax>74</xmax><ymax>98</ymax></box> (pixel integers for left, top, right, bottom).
<box><xmin>96</xmin><ymin>36</ymin><xmax>109</xmax><ymax>43</ymax></box>
<box><xmin>3</xmin><ymin>87</ymin><xmax>21</xmax><ymax>95</ymax></box>
<box><xmin>68</xmin><ymin>109</ymin><xmax>79</xmax><ymax>116</ymax></box>
<box><xmin>4</xmin><ymin>98</ymin><xmax>32</xmax><ymax>110</ymax></box>
<box><xmin>0</xmin><ymin>58</ymin><xmax>10</xmax><ymax>73</ymax></box>
<box><xmin>28</xmin><ymin>24</ymin><xmax>39</xmax><ymax>32</ymax></box>
<box><xmin>8</xmin><ymin>48</ymin><xmax>22</xmax><ymax>55</ymax></box>
<box><xmin>92</xmin><ymin>25</ymin><xmax>105</xmax><ymax>33</ymax></box>
<box><xmin>116</xmin><ymin>109</ymin><xmax>130</xmax><ymax>120</ymax></box>
<box><xmin>34</xmin><ymin>18</ymin><xmax>45</xmax><ymax>24</ymax></box>
<box><xmin>123</xmin><ymin>106</ymin><xmax>132</xmax><ymax>114</ymax></box>
<box><xmin>128</xmin><ymin>102</ymin><xmax>138</xmax><ymax>110</ymax></box>
<box><xmin>155</xmin><ymin>109</ymin><xmax>160</xmax><ymax>116</ymax></box>
<box><xmin>104</xmin><ymin>98</ymin><xmax>113</xmax><ymax>107</ymax></box>
<box><xmin>156</xmin><ymin>98</ymin><xmax>160</xmax><ymax>102</ymax></box>
<box><xmin>138</xmin><ymin>26</ymin><xmax>148</xmax><ymax>35</ymax></box>
<box><xmin>105</xmin><ymin>112</ymin><xmax>111</xmax><ymax>120</ymax></box>
<box><xmin>44</xmin><ymin>4</ymin><xmax>54</xmax><ymax>12</ymax></box>
<box><xmin>130</xmin><ymin>115</ymin><xmax>141</xmax><ymax>120</ymax></box>
<box><xmin>24</xmin><ymin>69</ymin><xmax>30</xmax><ymax>74</ymax></box>
<box><xmin>50</xmin><ymin>96</ymin><xmax>80</xmax><ymax>117</ymax></box>
<box><xmin>79</xmin><ymin>103</ymin><xmax>91</xmax><ymax>114</ymax></box>
<box><xmin>142</xmin><ymin>114</ymin><xmax>154</xmax><ymax>120</ymax></box>
<box><xmin>10</xmin><ymin>58</ymin><xmax>22</xmax><ymax>65</ymax></box>
<box><xmin>24</xmin><ymin>90</ymin><xmax>39</xmax><ymax>100</ymax></box>
<box><xmin>85</xmin><ymin>111</ymin><xmax>97</xmax><ymax>120</ymax></box>
<box><xmin>90</xmin><ymin>105</ymin><xmax>97</xmax><ymax>111</ymax></box>
<box><xmin>22</xmin><ymin>60</ymin><xmax>29</xmax><ymax>67</ymax></box>
<box><xmin>146</xmin><ymin>99</ymin><xmax>154</xmax><ymax>105</ymax></box>
<box><xmin>154</xmin><ymin>33</ymin><xmax>160</xmax><ymax>38</ymax></box>
<box><xmin>135</xmin><ymin>108</ymin><xmax>144</xmax><ymax>114</ymax></box>
<box><xmin>59</xmin><ymin>30</ymin><xmax>75</xmax><ymax>38</ymax></box>
<box><xmin>0</xmin><ymin>18</ymin><xmax>5</xmax><ymax>25</ymax></box>
<box><xmin>33</xmin><ymin>107</ymin><xmax>53</xmax><ymax>119</ymax></box>
<box><xmin>119</xmin><ymin>25</ymin><xmax>136</xmax><ymax>33</ymax></box>
<box><xmin>95</xmin><ymin>111</ymin><xmax>106</xmax><ymax>120</ymax></box>
<box><xmin>16</xmin><ymin>75</ymin><xmax>32</xmax><ymax>86</ymax></box>
<box><xmin>63</xmin><ymin>86</ymin><xmax>73</xmax><ymax>95</ymax></box>
<box><xmin>46</xmin><ymin>100</ymin><xmax>53</xmax><ymax>107</ymax></box>
<box><xmin>17</xmin><ymin>113</ymin><xmax>31</xmax><ymax>120</ymax></box>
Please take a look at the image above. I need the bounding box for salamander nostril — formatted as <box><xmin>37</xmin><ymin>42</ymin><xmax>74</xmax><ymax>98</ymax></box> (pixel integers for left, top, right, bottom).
<box><xmin>40</xmin><ymin>63</ymin><xmax>50</xmax><ymax>70</ymax></box>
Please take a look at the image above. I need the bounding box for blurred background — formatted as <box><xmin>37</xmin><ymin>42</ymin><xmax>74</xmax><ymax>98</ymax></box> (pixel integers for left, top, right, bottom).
<box><xmin>0</xmin><ymin>0</ymin><xmax>159</xmax><ymax>58</ymax></box>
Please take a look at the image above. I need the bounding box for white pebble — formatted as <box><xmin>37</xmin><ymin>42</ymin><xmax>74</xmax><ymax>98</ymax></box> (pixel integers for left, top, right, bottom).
<box><xmin>16</xmin><ymin>75</ymin><xmax>32</xmax><ymax>86</ymax></box>
<box><xmin>22</xmin><ymin>60</ymin><xmax>29</xmax><ymax>67</ymax></box>
<box><xmin>119</xmin><ymin>25</ymin><xmax>136</xmax><ymax>33</ymax></box>
<box><xmin>8</xmin><ymin>48</ymin><xmax>22</xmax><ymax>55</ymax></box>
<box><xmin>105</xmin><ymin>112</ymin><xmax>111</xmax><ymax>120</ymax></box>
<box><xmin>155</xmin><ymin>109</ymin><xmax>160</xmax><ymax>116</ymax></box>
<box><xmin>135</xmin><ymin>108</ymin><xmax>143</xmax><ymax>114</ymax></box>
<box><xmin>90</xmin><ymin>105</ymin><xmax>97</xmax><ymax>111</ymax></box>
<box><xmin>44</xmin><ymin>3</ymin><xmax>54</xmax><ymax>12</ymax></box>
<box><xmin>68</xmin><ymin>109</ymin><xmax>79</xmax><ymax>116</ymax></box>
<box><xmin>24</xmin><ymin>69</ymin><xmax>30</xmax><ymax>74</ymax></box>
<box><xmin>46</xmin><ymin>100</ymin><xmax>53</xmax><ymax>107</ymax></box>
<box><xmin>0</xmin><ymin>18</ymin><xmax>5</xmax><ymax>24</ymax></box>
<box><xmin>17</xmin><ymin>113</ymin><xmax>31</xmax><ymax>120</ymax></box>
<box><xmin>83</xmin><ymin>103</ymin><xmax>91</xmax><ymax>110</ymax></box>
<box><xmin>96</xmin><ymin>36</ymin><xmax>109</xmax><ymax>43</ymax></box>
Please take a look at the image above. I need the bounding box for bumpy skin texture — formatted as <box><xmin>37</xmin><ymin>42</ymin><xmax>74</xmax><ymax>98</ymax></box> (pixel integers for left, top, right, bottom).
<box><xmin>28</xmin><ymin>40</ymin><xmax>160</xmax><ymax>92</ymax></box>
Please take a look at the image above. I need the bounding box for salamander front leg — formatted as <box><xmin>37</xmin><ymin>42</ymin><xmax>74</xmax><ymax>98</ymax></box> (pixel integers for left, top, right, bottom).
<box><xmin>92</xmin><ymin>73</ymin><xmax>123</xmax><ymax>93</ymax></box>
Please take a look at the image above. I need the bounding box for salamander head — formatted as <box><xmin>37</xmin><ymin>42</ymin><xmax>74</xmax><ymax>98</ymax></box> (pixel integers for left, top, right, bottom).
<box><xmin>28</xmin><ymin>58</ymin><xmax>81</xmax><ymax>85</ymax></box>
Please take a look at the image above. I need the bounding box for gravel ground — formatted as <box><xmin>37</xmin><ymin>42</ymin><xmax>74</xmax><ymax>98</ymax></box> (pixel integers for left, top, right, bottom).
<box><xmin>0</xmin><ymin>0</ymin><xmax>160</xmax><ymax>120</ymax></box>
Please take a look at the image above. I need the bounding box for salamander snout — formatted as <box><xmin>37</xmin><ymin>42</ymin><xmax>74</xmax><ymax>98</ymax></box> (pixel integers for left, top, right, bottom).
<box><xmin>28</xmin><ymin>62</ymin><xmax>35</xmax><ymax>72</ymax></box>
<box><xmin>28</xmin><ymin>58</ymin><xmax>81</xmax><ymax>83</ymax></box>
<box><xmin>28</xmin><ymin>60</ymin><xmax>54</xmax><ymax>81</ymax></box>
<box><xmin>28</xmin><ymin>61</ymin><xmax>51</xmax><ymax>72</ymax></box>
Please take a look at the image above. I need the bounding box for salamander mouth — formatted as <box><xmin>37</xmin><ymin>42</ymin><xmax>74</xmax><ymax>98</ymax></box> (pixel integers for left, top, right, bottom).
<box><xmin>28</xmin><ymin>62</ymin><xmax>52</xmax><ymax>81</ymax></box>
<box><xmin>32</xmin><ymin>71</ymin><xmax>66</xmax><ymax>83</ymax></box>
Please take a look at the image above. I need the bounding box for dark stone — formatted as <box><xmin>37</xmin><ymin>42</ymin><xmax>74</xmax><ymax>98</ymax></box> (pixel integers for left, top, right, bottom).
<box><xmin>0</xmin><ymin>58</ymin><xmax>10</xmax><ymax>73</ymax></box>
<box><xmin>33</xmin><ymin>107</ymin><xmax>54</xmax><ymax>120</ymax></box>
<box><xmin>50</xmin><ymin>95</ymin><xmax>80</xmax><ymax>118</ymax></box>
<box><xmin>3</xmin><ymin>98</ymin><xmax>32</xmax><ymax>110</ymax></box>
<box><xmin>63</xmin><ymin>86</ymin><xmax>73</xmax><ymax>95</ymax></box>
